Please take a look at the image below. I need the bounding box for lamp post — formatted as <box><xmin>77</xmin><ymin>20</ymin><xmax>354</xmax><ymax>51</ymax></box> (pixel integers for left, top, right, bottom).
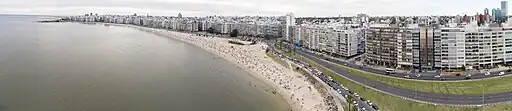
<box><xmin>482</xmin><ymin>85</ymin><xmax>485</xmax><ymax>111</ymax></box>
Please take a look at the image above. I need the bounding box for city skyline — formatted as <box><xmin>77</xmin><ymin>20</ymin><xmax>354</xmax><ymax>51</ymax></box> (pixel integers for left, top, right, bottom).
<box><xmin>0</xmin><ymin>0</ymin><xmax>509</xmax><ymax>16</ymax></box>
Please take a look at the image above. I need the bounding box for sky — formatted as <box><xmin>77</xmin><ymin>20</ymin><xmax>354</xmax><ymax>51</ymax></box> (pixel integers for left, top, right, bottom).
<box><xmin>0</xmin><ymin>0</ymin><xmax>509</xmax><ymax>17</ymax></box>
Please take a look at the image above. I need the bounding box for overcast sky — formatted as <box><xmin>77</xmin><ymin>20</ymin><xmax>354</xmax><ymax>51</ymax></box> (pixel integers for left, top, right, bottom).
<box><xmin>0</xmin><ymin>0</ymin><xmax>508</xmax><ymax>17</ymax></box>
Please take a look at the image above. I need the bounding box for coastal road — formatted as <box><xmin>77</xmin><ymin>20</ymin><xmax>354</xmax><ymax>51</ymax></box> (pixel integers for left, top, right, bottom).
<box><xmin>281</xmin><ymin>48</ymin><xmax>512</xmax><ymax>105</ymax></box>
<box><xmin>277</xmin><ymin>38</ymin><xmax>512</xmax><ymax>81</ymax></box>
<box><xmin>300</xmin><ymin>49</ymin><xmax>512</xmax><ymax>81</ymax></box>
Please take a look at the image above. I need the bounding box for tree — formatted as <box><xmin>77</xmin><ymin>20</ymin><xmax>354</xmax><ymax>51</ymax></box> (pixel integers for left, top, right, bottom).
<box><xmin>206</xmin><ymin>27</ymin><xmax>214</xmax><ymax>34</ymax></box>
<box><xmin>230</xmin><ymin>29</ymin><xmax>239</xmax><ymax>37</ymax></box>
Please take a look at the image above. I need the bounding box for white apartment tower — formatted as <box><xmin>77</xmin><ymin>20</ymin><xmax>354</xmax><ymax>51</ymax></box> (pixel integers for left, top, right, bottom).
<box><xmin>438</xmin><ymin>28</ymin><xmax>466</xmax><ymax>69</ymax></box>
<box><xmin>285</xmin><ymin>12</ymin><xmax>296</xmax><ymax>42</ymax></box>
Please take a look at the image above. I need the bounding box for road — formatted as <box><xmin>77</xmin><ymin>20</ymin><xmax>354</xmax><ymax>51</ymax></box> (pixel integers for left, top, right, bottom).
<box><xmin>303</xmin><ymin>49</ymin><xmax>512</xmax><ymax>81</ymax></box>
<box><xmin>292</xmin><ymin>49</ymin><xmax>512</xmax><ymax>105</ymax></box>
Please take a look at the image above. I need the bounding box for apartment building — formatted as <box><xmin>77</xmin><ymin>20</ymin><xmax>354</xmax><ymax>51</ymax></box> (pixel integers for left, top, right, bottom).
<box><xmin>413</xmin><ymin>27</ymin><xmax>438</xmax><ymax>71</ymax></box>
<box><xmin>367</xmin><ymin>23</ymin><xmax>512</xmax><ymax>70</ymax></box>
<box><xmin>335</xmin><ymin>29</ymin><xmax>360</xmax><ymax>57</ymax></box>
<box><xmin>295</xmin><ymin>25</ymin><xmax>360</xmax><ymax>57</ymax></box>
<box><xmin>437</xmin><ymin>28</ymin><xmax>466</xmax><ymax>69</ymax></box>
<box><xmin>366</xmin><ymin>25</ymin><xmax>399</xmax><ymax>68</ymax></box>
<box><xmin>396</xmin><ymin>27</ymin><xmax>414</xmax><ymax>69</ymax></box>
<box><xmin>463</xmin><ymin>27</ymin><xmax>508</xmax><ymax>69</ymax></box>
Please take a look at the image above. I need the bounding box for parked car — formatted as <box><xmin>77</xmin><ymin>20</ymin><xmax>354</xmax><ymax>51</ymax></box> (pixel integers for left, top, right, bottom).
<box><xmin>360</xmin><ymin>97</ymin><xmax>366</xmax><ymax>101</ymax></box>
<box><xmin>434</xmin><ymin>75</ymin><xmax>441</xmax><ymax>78</ymax></box>
<box><xmin>372</xmin><ymin>104</ymin><xmax>380</xmax><ymax>110</ymax></box>
<box><xmin>500</xmin><ymin>72</ymin><xmax>505</xmax><ymax>76</ymax></box>
<box><xmin>485</xmin><ymin>72</ymin><xmax>491</xmax><ymax>76</ymax></box>
<box><xmin>404</xmin><ymin>75</ymin><xmax>411</xmax><ymax>79</ymax></box>
<box><xmin>367</xmin><ymin>100</ymin><xmax>373</xmax><ymax>105</ymax></box>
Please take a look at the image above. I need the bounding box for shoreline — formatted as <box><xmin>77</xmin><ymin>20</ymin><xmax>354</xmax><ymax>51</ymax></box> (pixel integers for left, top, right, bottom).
<box><xmin>110</xmin><ymin>23</ymin><xmax>332</xmax><ymax>111</ymax></box>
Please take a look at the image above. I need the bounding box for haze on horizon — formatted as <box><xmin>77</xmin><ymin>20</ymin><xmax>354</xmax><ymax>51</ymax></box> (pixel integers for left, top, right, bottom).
<box><xmin>0</xmin><ymin>0</ymin><xmax>508</xmax><ymax>17</ymax></box>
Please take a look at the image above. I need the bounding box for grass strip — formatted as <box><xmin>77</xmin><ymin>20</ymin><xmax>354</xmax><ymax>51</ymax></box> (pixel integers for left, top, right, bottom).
<box><xmin>327</xmin><ymin>56</ymin><xmax>512</xmax><ymax>95</ymax></box>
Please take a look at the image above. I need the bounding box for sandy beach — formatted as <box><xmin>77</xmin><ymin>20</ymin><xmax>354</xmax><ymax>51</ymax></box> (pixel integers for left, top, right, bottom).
<box><xmin>115</xmin><ymin>24</ymin><xmax>332</xmax><ymax>111</ymax></box>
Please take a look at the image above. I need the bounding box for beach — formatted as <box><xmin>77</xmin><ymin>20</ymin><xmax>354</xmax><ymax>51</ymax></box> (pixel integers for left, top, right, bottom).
<box><xmin>115</xmin><ymin>24</ymin><xmax>332</xmax><ymax>111</ymax></box>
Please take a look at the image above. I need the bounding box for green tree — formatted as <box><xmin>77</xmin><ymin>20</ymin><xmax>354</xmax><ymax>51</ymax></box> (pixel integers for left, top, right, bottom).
<box><xmin>346</xmin><ymin>95</ymin><xmax>358</xmax><ymax>111</ymax></box>
<box><xmin>206</xmin><ymin>27</ymin><xmax>214</xmax><ymax>33</ymax></box>
<box><xmin>230</xmin><ymin>29</ymin><xmax>239</xmax><ymax>37</ymax></box>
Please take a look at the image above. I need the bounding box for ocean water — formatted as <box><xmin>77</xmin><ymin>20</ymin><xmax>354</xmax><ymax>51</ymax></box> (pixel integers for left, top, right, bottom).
<box><xmin>0</xmin><ymin>15</ymin><xmax>289</xmax><ymax>111</ymax></box>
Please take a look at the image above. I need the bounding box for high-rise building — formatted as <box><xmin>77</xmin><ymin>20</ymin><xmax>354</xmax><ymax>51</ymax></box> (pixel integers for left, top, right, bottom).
<box><xmin>492</xmin><ymin>8</ymin><xmax>497</xmax><ymax>21</ymax></box>
<box><xmin>502</xmin><ymin>1</ymin><xmax>508</xmax><ymax>16</ymax></box>
<box><xmin>366</xmin><ymin>24</ymin><xmax>399</xmax><ymax>68</ymax></box>
<box><xmin>485</xmin><ymin>8</ymin><xmax>490</xmax><ymax>15</ymax></box>
<box><xmin>413</xmin><ymin>27</ymin><xmax>438</xmax><ymax>71</ymax></box>
<box><xmin>285</xmin><ymin>12</ymin><xmax>296</xmax><ymax>42</ymax></box>
<box><xmin>437</xmin><ymin>28</ymin><xmax>466</xmax><ymax>69</ymax></box>
<box><xmin>493</xmin><ymin>8</ymin><xmax>504</xmax><ymax>21</ymax></box>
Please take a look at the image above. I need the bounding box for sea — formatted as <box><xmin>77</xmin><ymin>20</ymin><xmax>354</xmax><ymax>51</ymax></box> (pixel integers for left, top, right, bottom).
<box><xmin>0</xmin><ymin>15</ymin><xmax>289</xmax><ymax>111</ymax></box>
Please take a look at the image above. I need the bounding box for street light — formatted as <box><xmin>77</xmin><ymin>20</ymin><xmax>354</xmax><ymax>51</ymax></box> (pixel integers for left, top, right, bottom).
<box><xmin>482</xmin><ymin>84</ymin><xmax>485</xmax><ymax>111</ymax></box>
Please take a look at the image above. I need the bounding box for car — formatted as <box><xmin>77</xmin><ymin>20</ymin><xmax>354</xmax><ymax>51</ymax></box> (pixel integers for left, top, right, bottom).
<box><xmin>404</xmin><ymin>75</ymin><xmax>411</xmax><ymax>79</ymax></box>
<box><xmin>465</xmin><ymin>76</ymin><xmax>471</xmax><ymax>80</ymax></box>
<box><xmin>338</xmin><ymin>91</ymin><xmax>342</xmax><ymax>94</ymax></box>
<box><xmin>348</xmin><ymin>90</ymin><xmax>354</xmax><ymax>94</ymax></box>
<box><xmin>361</xmin><ymin>107</ymin><xmax>366</xmax><ymax>111</ymax></box>
<box><xmin>372</xmin><ymin>104</ymin><xmax>380</xmax><ymax>110</ymax></box>
<box><xmin>385</xmin><ymin>68</ymin><xmax>395</xmax><ymax>74</ymax></box>
<box><xmin>434</xmin><ymin>75</ymin><xmax>441</xmax><ymax>78</ymax></box>
<box><xmin>360</xmin><ymin>97</ymin><xmax>366</xmax><ymax>101</ymax></box>
<box><xmin>367</xmin><ymin>101</ymin><xmax>373</xmax><ymax>105</ymax></box>
<box><xmin>485</xmin><ymin>72</ymin><xmax>491</xmax><ymax>76</ymax></box>
<box><xmin>416</xmin><ymin>74</ymin><xmax>421</xmax><ymax>78</ymax></box>
<box><xmin>500</xmin><ymin>72</ymin><xmax>505</xmax><ymax>76</ymax></box>
<box><xmin>353</xmin><ymin>101</ymin><xmax>357</xmax><ymax>104</ymax></box>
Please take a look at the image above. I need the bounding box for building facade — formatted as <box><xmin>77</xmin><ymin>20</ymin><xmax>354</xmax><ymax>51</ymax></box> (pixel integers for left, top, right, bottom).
<box><xmin>367</xmin><ymin>24</ymin><xmax>512</xmax><ymax>70</ymax></box>
<box><xmin>366</xmin><ymin>25</ymin><xmax>399</xmax><ymax>68</ymax></box>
